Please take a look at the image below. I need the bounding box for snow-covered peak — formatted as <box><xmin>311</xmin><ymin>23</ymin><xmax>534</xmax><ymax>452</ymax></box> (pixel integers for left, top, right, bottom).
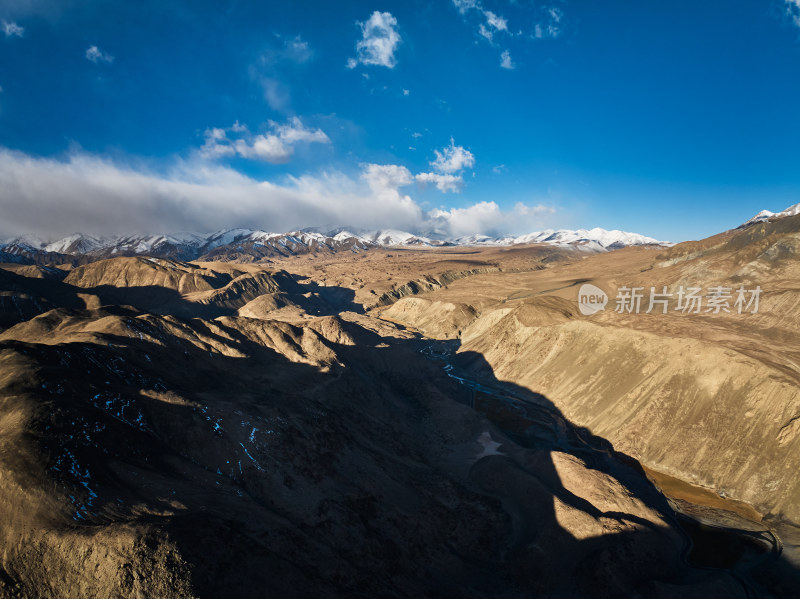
<box><xmin>0</xmin><ymin>224</ymin><xmax>669</xmax><ymax>264</ymax></box>
<box><xmin>451</xmin><ymin>233</ymin><xmax>496</xmax><ymax>245</ymax></box>
<box><xmin>569</xmin><ymin>227</ymin><xmax>663</xmax><ymax>248</ymax></box>
<box><xmin>245</xmin><ymin>230</ymin><xmax>284</xmax><ymax>243</ymax></box>
<box><xmin>329</xmin><ymin>230</ymin><xmax>363</xmax><ymax>242</ymax></box>
<box><xmin>452</xmin><ymin>227</ymin><xmax>666</xmax><ymax>249</ymax></box>
<box><xmin>44</xmin><ymin>232</ymin><xmax>214</xmax><ymax>255</ymax></box>
<box><xmin>204</xmin><ymin>229</ymin><xmax>256</xmax><ymax>250</ymax></box>
<box><xmin>740</xmin><ymin>202</ymin><xmax>800</xmax><ymax>228</ymax></box>
<box><xmin>0</xmin><ymin>234</ymin><xmax>47</xmax><ymax>252</ymax></box>
<box><xmin>778</xmin><ymin>202</ymin><xmax>800</xmax><ymax>218</ymax></box>
<box><xmin>741</xmin><ymin>209</ymin><xmax>776</xmax><ymax>227</ymax></box>
<box><xmin>362</xmin><ymin>229</ymin><xmax>437</xmax><ymax>246</ymax></box>
<box><xmin>44</xmin><ymin>233</ymin><xmax>105</xmax><ymax>254</ymax></box>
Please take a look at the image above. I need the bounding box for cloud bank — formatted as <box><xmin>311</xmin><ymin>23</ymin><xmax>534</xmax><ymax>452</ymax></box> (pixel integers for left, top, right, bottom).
<box><xmin>428</xmin><ymin>202</ymin><xmax>555</xmax><ymax>239</ymax></box>
<box><xmin>0</xmin><ymin>148</ymin><xmax>555</xmax><ymax>240</ymax></box>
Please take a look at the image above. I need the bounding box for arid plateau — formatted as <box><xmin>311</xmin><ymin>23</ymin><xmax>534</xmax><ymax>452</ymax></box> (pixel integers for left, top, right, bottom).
<box><xmin>2</xmin><ymin>216</ymin><xmax>800</xmax><ymax>597</ymax></box>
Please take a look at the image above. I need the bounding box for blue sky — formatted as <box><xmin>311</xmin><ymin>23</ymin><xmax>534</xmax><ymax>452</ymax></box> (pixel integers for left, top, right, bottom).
<box><xmin>1</xmin><ymin>0</ymin><xmax>800</xmax><ymax>241</ymax></box>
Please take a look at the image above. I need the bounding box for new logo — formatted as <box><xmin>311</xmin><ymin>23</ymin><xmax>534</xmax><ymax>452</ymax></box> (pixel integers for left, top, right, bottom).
<box><xmin>578</xmin><ymin>283</ymin><xmax>608</xmax><ymax>316</ymax></box>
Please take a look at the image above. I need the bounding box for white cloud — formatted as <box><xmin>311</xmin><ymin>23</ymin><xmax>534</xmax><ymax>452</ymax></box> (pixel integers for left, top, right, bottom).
<box><xmin>250</xmin><ymin>35</ymin><xmax>313</xmax><ymax>111</ymax></box>
<box><xmin>452</xmin><ymin>0</ymin><xmax>509</xmax><ymax>49</ymax></box>
<box><xmin>484</xmin><ymin>10</ymin><xmax>507</xmax><ymax>31</ymax></box>
<box><xmin>786</xmin><ymin>0</ymin><xmax>800</xmax><ymax>27</ymax></box>
<box><xmin>347</xmin><ymin>11</ymin><xmax>401</xmax><ymax>69</ymax></box>
<box><xmin>281</xmin><ymin>35</ymin><xmax>312</xmax><ymax>63</ymax></box>
<box><xmin>452</xmin><ymin>0</ymin><xmax>479</xmax><ymax>14</ymax></box>
<box><xmin>0</xmin><ymin>149</ymin><xmax>423</xmax><ymax>238</ymax></box>
<box><xmin>428</xmin><ymin>201</ymin><xmax>556</xmax><ymax>238</ymax></box>
<box><xmin>243</xmin><ymin>136</ymin><xmax>292</xmax><ymax>162</ymax></box>
<box><xmin>500</xmin><ymin>50</ymin><xmax>514</xmax><ymax>70</ymax></box>
<box><xmin>85</xmin><ymin>45</ymin><xmax>113</xmax><ymax>63</ymax></box>
<box><xmin>2</xmin><ymin>20</ymin><xmax>23</xmax><ymax>37</ymax></box>
<box><xmin>200</xmin><ymin>127</ymin><xmax>234</xmax><ymax>159</ymax></box>
<box><xmin>257</xmin><ymin>77</ymin><xmax>290</xmax><ymax>111</ymax></box>
<box><xmin>0</xmin><ymin>148</ymin><xmax>556</xmax><ymax>240</ymax></box>
<box><xmin>201</xmin><ymin>117</ymin><xmax>330</xmax><ymax>164</ymax></box>
<box><xmin>429</xmin><ymin>203</ymin><xmax>503</xmax><ymax>237</ymax></box>
<box><xmin>415</xmin><ymin>172</ymin><xmax>463</xmax><ymax>193</ymax></box>
<box><xmin>533</xmin><ymin>6</ymin><xmax>564</xmax><ymax>39</ymax></box>
<box><xmin>430</xmin><ymin>140</ymin><xmax>475</xmax><ymax>174</ymax></box>
<box><xmin>274</xmin><ymin>118</ymin><xmax>329</xmax><ymax>144</ymax></box>
<box><xmin>362</xmin><ymin>163</ymin><xmax>413</xmax><ymax>193</ymax></box>
<box><xmin>257</xmin><ymin>34</ymin><xmax>313</xmax><ymax>68</ymax></box>
<box><xmin>414</xmin><ymin>140</ymin><xmax>475</xmax><ymax>193</ymax></box>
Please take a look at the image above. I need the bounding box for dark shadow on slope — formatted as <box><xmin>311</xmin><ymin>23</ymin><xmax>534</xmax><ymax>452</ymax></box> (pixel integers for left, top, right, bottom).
<box><xmin>1</xmin><ymin>271</ymin><xmax>799</xmax><ymax>598</ymax></box>
<box><xmin>444</xmin><ymin>345</ymin><xmax>800</xmax><ymax>598</ymax></box>
<box><xmin>289</xmin><ymin>274</ymin><xmax>365</xmax><ymax>315</ymax></box>
<box><xmin>0</xmin><ymin>267</ymin><xmax>236</xmax><ymax>323</ymax></box>
<box><xmin>0</xmin><ymin>266</ymin><xmax>365</xmax><ymax>331</ymax></box>
<box><xmin>0</xmin><ymin>267</ymin><xmax>85</xmax><ymax>328</ymax></box>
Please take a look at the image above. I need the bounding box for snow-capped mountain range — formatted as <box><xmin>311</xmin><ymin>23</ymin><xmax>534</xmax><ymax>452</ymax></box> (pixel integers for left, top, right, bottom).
<box><xmin>451</xmin><ymin>228</ymin><xmax>663</xmax><ymax>251</ymax></box>
<box><xmin>0</xmin><ymin>226</ymin><xmax>669</xmax><ymax>264</ymax></box>
<box><xmin>739</xmin><ymin>202</ymin><xmax>800</xmax><ymax>228</ymax></box>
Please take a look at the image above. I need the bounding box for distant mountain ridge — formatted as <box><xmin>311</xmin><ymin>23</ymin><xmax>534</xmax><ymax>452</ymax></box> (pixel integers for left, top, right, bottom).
<box><xmin>450</xmin><ymin>227</ymin><xmax>665</xmax><ymax>251</ymax></box>
<box><xmin>739</xmin><ymin>202</ymin><xmax>800</xmax><ymax>228</ymax></box>
<box><xmin>0</xmin><ymin>226</ymin><xmax>669</xmax><ymax>264</ymax></box>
